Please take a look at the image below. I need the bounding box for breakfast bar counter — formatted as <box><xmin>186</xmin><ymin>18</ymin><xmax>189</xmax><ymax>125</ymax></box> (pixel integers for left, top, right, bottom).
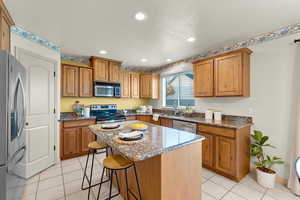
<box><xmin>89</xmin><ymin>121</ymin><xmax>205</xmax><ymax>200</ymax></box>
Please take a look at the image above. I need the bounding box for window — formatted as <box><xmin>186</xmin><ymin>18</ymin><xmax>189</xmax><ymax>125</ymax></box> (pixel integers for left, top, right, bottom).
<box><xmin>165</xmin><ymin>72</ymin><xmax>195</xmax><ymax>107</ymax></box>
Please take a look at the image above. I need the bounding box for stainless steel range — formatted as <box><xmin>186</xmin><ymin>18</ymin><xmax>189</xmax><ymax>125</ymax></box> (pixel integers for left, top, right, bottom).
<box><xmin>90</xmin><ymin>104</ymin><xmax>126</xmax><ymax>124</ymax></box>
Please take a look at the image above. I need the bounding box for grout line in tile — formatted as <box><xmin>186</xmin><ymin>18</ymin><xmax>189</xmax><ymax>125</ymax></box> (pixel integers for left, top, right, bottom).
<box><xmin>260</xmin><ymin>188</ymin><xmax>269</xmax><ymax>200</ymax></box>
<box><xmin>34</xmin><ymin>174</ymin><xmax>40</xmax><ymax>200</ymax></box>
<box><xmin>229</xmin><ymin>183</ymin><xmax>259</xmax><ymax>200</ymax></box>
<box><xmin>61</xmin><ymin>163</ymin><xmax>67</xmax><ymax>200</ymax></box>
<box><xmin>203</xmin><ymin>191</ymin><xmax>217</xmax><ymax>200</ymax></box>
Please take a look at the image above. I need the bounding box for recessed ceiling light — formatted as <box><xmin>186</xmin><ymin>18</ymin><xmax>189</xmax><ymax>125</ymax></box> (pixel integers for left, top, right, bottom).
<box><xmin>166</xmin><ymin>59</ymin><xmax>172</xmax><ymax>62</ymax></box>
<box><xmin>141</xmin><ymin>58</ymin><xmax>148</xmax><ymax>62</ymax></box>
<box><xmin>187</xmin><ymin>37</ymin><xmax>196</xmax><ymax>42</ymax></box>
<box><xmin>135</xmin><ymin>12</ymin><xmax>147</xmax><ymax>21</ymax></box>
<box><xmin>99</xmin><ymin>50</ymin><xmax>107</xmax><ymax>55</ymax></box>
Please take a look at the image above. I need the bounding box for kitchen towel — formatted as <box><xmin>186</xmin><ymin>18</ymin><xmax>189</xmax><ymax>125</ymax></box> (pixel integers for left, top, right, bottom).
<box><xmin>152</xmin><ymin>113</ymin><xmax>160</xmax><ymax>121</ymax></box>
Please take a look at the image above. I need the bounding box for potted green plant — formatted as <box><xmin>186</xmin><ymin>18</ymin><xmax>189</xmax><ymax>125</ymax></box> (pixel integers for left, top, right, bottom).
<box><xmin>250</xmin><ymin>130</ymin><xmax>284</xmax><ymax>188</ymax></box>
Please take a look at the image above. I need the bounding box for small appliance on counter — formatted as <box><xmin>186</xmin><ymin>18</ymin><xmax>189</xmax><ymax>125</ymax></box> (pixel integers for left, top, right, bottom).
<box><xmin>205</xmin><ymin>109</ymin><xmax>214</xmax><ymax>120</ymax></box>
<box><xmin>213</xmin><ymin>110</ymin><xmax>222</xmax><ymax>121</ymax></box>
<box><xmin>84</xmin><ymin>107</ymin><xmax>90</xmax><ymax>118</ymax></box>
<box><xmin>90</xmin><ymin>104</ymin><xmax>126</xmax><ymax>123</ymax></box>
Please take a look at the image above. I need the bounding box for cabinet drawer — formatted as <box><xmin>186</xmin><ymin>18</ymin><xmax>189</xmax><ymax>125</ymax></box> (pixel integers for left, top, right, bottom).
<box><xmin>63</xmin><ymin>119</ymin><xmax>96</xmax><ymax>128</ymax></box>
<box><xmin>198</xmin><ymin>125</ymin><xmax>235</xmax><ymax>138</ymax></box>
<box><xmin>126</xmin><ymin>116</ymin><xmax>137</xmax><ymax>121</ymax></box>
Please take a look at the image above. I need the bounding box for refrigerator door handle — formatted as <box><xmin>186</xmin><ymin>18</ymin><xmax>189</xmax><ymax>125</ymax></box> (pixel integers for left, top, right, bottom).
<box><xmin>12</xmin><ymin>75</ymin><xmax>26</xmax><ymax>139</ymax></box>
<box><xmin>10</xmin><ymin>145</ymin><xmax>26</xmax><ymax>165</ymax></box>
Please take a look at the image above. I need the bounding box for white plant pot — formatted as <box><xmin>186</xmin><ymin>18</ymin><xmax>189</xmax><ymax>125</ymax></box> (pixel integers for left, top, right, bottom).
<box><xmin>256</xmin><ymin>168</ymin><xmax>276</xmax><ymax>189</ymax></box>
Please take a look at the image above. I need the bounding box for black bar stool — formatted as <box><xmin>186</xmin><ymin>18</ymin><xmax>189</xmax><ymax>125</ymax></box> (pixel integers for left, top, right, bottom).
<box><xmin>97</xmin><ymin>155</ymin><xmax>142</xmax><ymax>200</ymax></box>
<box><xmin>81</xmin><ymin>141</ymin><xmax>109</xmax><ymax>200</ymax></box>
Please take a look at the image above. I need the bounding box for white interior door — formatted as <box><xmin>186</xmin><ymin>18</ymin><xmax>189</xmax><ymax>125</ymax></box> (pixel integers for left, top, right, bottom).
<box><xmin>15</xmin><ymin>48</ymin><xmax>56</xmax><ymax>178</ymax></box>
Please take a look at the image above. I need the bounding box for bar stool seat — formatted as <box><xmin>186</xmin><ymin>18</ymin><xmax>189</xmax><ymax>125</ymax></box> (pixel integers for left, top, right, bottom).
<box><xmin>97</xmin><ymin>155</ymin><xmax>142</xmax><ymax>200</ymax></box>
<box><xmin>103</xmin><ymin>155</ymin><xmax>133</xmax><ymax>170</ymax></box>
<box><xmin>88</xmin><ymin>141</ymin><xmax>108</xmax><ymax>150</ymax></box>
<box><xmin>81</xmin><ymin>141</ymin><xmax>109</xmax><ymax>200</ymax></box>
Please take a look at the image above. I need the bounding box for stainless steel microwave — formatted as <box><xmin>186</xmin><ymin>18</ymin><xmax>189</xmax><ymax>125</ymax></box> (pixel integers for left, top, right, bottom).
<box><xmin>94</xmin><ymin>82</ymin><xmax>121</xmax><ymax>97</ymax></box>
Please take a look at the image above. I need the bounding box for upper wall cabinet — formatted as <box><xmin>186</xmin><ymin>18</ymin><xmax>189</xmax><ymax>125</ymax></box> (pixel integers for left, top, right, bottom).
<box><xmin>62</xmin><ymin>65</ymin><xmax>79</xmax><ymax>97</ymax></box>
<box><xmin>90</xmin><ymin>56</ymin><xmax>121</xmax><ymax>83</ymax></box>
<box><xmin>193</xmin><ymin>48</ymin><xmax>252</xmax><ymax>97</ymax></box>
<box><xmin>140</xmin><ymin>73</ymin><xmax>160</xmax><ymax>99</ymax></box>
<box><xmin>120</xmin><ymin>70</ymin><xmax>131</xmax><ymax>98</ymax></box>
<box><xmin>109</xmin><ymin>61</ymin><xmax>120</xmax><ymax>82</ymax></box>
<box><xmin>79</xmin><ymin>68</ymin><xmax>93</xmax><ymax>97</ymax></box>
<box><xmin>91</xmin><ymin>57</ymin><xmax>109</xmax><ymax>82</ymax></box>
<box><xmin>0</xmin><ymin>1</ymin><xmax>14</xmax><ymax>52</ymax></box>
<box><xmin>194</xmin><ymin>59</ymin><xmax>214</xmax><ymax>97</ymax></box>
<box><xmin>120</xmin><ymin>71</ymin><xmax>140</xmax><ymax>98</ymax></box>
<box><xmin>61</xmin><ymin>62</ymin><xmax>93</xmax><ymax>97</ymax></box>
<box><xmin>131</xmin><ymin>72</ymin><xmax>140</xmax><ymax>98</ymax></box>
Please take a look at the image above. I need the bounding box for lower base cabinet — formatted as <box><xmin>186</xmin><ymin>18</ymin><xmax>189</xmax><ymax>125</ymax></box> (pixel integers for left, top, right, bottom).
<box><xmin>63</xmin><ymin>128</ymin><xmax>80</xmax><ymax>157</ymax></box>
<box><xmin>160</xmin><ymin>117</ymin><xmax>173</xmax><ymax>128</ymax></box>
<box><xmin>61</xmin><ymin>119</ymin><xmax>96</xmax><ymax>160</ymax></box>
<box><xmin>198</xmin><ymin>124</ymin><xmax>250</xmax><ymax>182</ymax></box>
<box><xmin>81</xmin><ymin>127</ymin><xmax>97</xmax><ymax>152</ymax></box>
<box><xmin>136</xmin><ymin>115</ymin><xmax>161</xmax><ymax>125</ymax></box>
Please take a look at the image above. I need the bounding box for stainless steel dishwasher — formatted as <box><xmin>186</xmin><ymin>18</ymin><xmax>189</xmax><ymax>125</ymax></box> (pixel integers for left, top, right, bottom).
<box><xmin>173</xmin><ymin>120</ymin><xmax>197</xmax><ymax>134</ymax></box>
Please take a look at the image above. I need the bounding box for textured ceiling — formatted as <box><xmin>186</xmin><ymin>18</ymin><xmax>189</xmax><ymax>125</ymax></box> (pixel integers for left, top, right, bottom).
<box><xmin>5</xmin><ymin>0</ymin><xmax>300</xmax><ymax>68</ymax></box>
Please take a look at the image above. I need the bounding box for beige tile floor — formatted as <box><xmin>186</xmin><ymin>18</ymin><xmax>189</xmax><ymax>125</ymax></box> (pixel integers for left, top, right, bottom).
<box><xmin>15</xmin><ymin>153</ymin><xmax>300</xmax><ymax>200</ymax></box>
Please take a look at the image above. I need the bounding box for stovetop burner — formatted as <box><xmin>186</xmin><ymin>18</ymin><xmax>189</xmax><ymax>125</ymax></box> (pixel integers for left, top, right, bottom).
<box><xmin>90</xmin><ymin>104</ymin><xmax>126</xmax><ymax>123</ymax></box>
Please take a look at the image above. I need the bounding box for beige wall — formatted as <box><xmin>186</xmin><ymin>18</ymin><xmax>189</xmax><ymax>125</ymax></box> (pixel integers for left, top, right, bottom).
<box><xmin>151</xmin><ymin>32</ymin><xmax>300</xmax><ymax>178</ymax></box>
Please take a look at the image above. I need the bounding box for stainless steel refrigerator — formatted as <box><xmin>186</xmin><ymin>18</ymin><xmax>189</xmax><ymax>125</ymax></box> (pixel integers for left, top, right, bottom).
<box><xmin>0</xmin><ymin>51</ymin><xmax>26</xmax><ymax>200</ymax></box>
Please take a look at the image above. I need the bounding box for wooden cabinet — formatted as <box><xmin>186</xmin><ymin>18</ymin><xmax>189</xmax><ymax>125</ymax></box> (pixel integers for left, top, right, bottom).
<box><xmin>62</xmin><ymin>65</ymin><xmax>79</xmax><ymax>97</ymax></box>
<box><xmin>200</xmin><ymin>132</ymin><xmax>214</xmax><ymax>168</ymax></box>
<box><xmin>160</xmin><ymin>118</ymin><xmax>173</xmax><ymax>128</ymax></box>
<box><xmin>120</xmin><ymin>71</ymin><xmax>140</xmax><ymax>98</ymax></box>
<box><xmin>136</xmin><ymin>115</ymin><xmax>160</xmax><ymax>125</ymax></box>
<box><xmin>62</xmin><ymin>128</ymin><xmax>80</xmax><ymax>157</ymax></box>
<box><xmin>126</xmin><ymin>116</ymin><xmax>136</xmax><ymax>121</ymax></box>
<box><xmin>121</xmin><ymin>70</ymin><xmax>131</xmax><ymax>98</ymax></box>
<box><xmin>193</xmin><ymin>48</ymin><xmax>252</xmax><ymax>97</ymax></box>
<box><xmin>0</xmin><ymin>1</ymin><xmax>14</xmax><ymax>52</ymax></box>
<box><xmin>91</xmin><ymin>57</ymin><xmax>109</xmax><ymax>82</ymax></box>
<box><xmin>79</xmin><ymin>68</ymin><xmax>93</xmax><ymax>97</ymax></box>
<box><xmin>131</xmin><ymin>72</ymin><xmax>140</xmax><ymax>98</ymax></box>
<box><xmin>90</xmin><ymin>56</ymin><xmax>121</xmax><ymax>83</ymax></box>
<box><xmin>109</xmin><ymin>61</ymin><xmax>120</xmax><ymax>82</ymax></box>
<box><xmin>81</xmin><ymin>127</ymin><xmax>96</xmax><ymax>153</ymax></box>
<box><xmin>140</xmin><ymin>74</ymin><xmax>160</xmax><ymax>99</ymax></box>
<box><xmin>136</xmin><ymin>115</ymin><xmax>152</xmax><ymax>123</ymax></box>
<box><xmin>60</xmin><ymin>119</ymin><xmax>96</xmax><ymax>160</ymax></box>
<box><xmin>215</xmin><ymin>52</ymin><xmax>245</xmax><ymax>96</ymax></box>
<box><xmin>61</xmin><ymin>63</ymin><xmax>93</xmax><ymax>97</ymax></box>
<box><xmin>215</xmin><ymin>136</ymin><xmax>236</xmax><ymax>176</ymax></box>
<box><xmin>197</xmin><ymin>124</ymin><xmax>250</xmax><ymax>182</ymax></box>
<box><xmin>194</xmin><ymin>59</ymin><xmax>214</xmax><ymax>97</ymax></box>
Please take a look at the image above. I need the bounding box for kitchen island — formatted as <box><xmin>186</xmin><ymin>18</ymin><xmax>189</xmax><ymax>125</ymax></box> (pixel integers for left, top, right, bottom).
<box><xmin>89</xmin><ymin>121</ymin><xmax>205</xmax><ymax>200</ymax></box>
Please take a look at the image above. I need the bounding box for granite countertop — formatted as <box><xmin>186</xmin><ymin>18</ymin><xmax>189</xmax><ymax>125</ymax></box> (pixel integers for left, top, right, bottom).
<box><xmin>59</xmin><ymin>112</ymin><xmax>96</xmax><ymax>121</ymax></box>
<box><xmin>126</xmin><ymin>112</ymin><xmax>252</xmax><ymax>129</ymax></box>
<box><xmin>60</xmin><ymin>111</ymin><xmax>252</xmax><ymax>129</ymax></box>
<box><xmin>89</xmin><ymin>120</ymin><xmax>204</xmax><ymax>161</ymax></box>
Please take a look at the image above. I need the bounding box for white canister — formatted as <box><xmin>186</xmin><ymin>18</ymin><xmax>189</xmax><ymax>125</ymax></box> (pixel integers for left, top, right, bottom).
<box><xmin>84</xmin><ymin>107</ymin><xmax>90</xmax><ymax>118</ymax></box>
<box><xmin>214</xmin><ymin>111</ymin><xmax>222</xmax><ymax>121</ymax></box>
<box><xmin>205</xmin><ymin>110</ymin><xmax>213</xmax><ymax>120</ymax></box>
